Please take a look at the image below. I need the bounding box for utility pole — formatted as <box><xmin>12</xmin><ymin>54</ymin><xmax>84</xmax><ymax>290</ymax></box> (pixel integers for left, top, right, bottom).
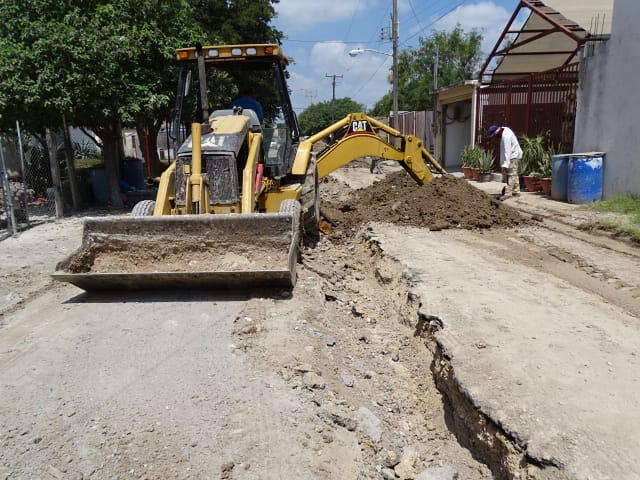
<box><xmin>325</xmin><ymin>73</ymin><xmax>343</xmax><ymax>123</ymax></box>
<box><xmin>433</xmin><ymin>45</ymin><xmax>439</xmax><ymax>159</ymax></box>
<box><xmin>304</xmin><ymin>89</ymin><xmax>318</xmax><ymax>104</ymax></box>
<box><xmin>392</xmin><ymin>0</ymin><xmax>399</xmax><ymax>128</ymax></box>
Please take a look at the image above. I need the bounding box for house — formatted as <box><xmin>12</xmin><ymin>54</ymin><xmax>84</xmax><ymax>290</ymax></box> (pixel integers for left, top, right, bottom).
<box><xmin>436</xmin><ymin>0</ymin><xmax>639</xmax><ymax>198</ymax></box>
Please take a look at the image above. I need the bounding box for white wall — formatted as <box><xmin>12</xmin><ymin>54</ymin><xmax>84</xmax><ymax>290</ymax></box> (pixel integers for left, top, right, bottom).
<box><xmin>573</xmin><ymin>0</ymin><xmax>640</xmax><ymax>197</ymax></box>
<box><xmin>443</xmin><ymin>101</ymin><xmax>472</xmax><ymax>169</ymax></box>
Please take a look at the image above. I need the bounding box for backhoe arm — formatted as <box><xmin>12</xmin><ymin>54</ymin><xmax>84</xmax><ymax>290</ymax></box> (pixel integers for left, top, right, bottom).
<box><xmin>291</xmin><ymin>112</ymin><xmax>446</xmax><ymax>185</ymax></box>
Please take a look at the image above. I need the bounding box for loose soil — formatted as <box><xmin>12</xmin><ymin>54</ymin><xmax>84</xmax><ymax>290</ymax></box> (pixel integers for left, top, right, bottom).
<box><xmin>59</xmin><ymin>239</ymin><xmax>290</xmax><ymax>274</ymax></box>
<box><xmin>323</xmin><ymin>172</ymin><xmax>527</xmax><ymax>241</ymax></box>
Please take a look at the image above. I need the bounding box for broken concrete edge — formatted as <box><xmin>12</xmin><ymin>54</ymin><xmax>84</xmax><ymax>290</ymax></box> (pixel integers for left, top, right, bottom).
<box><xmin>361</xmin><ymin>226</ymin><xmax>564</xmax><ymax>479</ymax></box>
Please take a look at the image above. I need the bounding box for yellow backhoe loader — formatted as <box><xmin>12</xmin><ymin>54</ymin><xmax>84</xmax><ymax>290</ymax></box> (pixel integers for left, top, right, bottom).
<box><xmin>53</xmin><ymin>43</ymin><xmax>445</xmax><ymax>290</ymax></box>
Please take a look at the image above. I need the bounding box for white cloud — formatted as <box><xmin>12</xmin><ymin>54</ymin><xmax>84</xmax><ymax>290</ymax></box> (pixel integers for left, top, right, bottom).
<box><xmin>286</xmin><ymin>41</ymin><xmax>392</xmax><ymax>113</ymax></box>
<box><xmin>309</xmin><ymin>42</ymin><xmax>353</xmax><ymax>75</ymax></box>
<box><xmin>432</xmin><ymin>1</ymin><xmax>512</xmax><ymax>54</ymax></box>
<box><xmin>279</xmin><ymin>1</ymin><xmax>520</xmax><ymax>113</ymax></box>
<box><xmin>275</xmin><ymin>0</ymin><xmax>373</xmax><ymax>32</ymax></box>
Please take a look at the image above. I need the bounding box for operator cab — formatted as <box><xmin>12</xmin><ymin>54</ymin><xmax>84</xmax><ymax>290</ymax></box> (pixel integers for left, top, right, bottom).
<box><xmin>172</xmin><ymin>44</ymin><xmax>300</xmax><ymax>180</ymax></box>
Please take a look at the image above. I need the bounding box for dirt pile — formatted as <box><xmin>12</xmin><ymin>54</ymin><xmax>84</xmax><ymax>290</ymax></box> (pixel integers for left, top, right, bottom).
<box><xmin>322</xmin><ymin>172</ymin><xmax>527</xmax><ymax>239</ymax></box>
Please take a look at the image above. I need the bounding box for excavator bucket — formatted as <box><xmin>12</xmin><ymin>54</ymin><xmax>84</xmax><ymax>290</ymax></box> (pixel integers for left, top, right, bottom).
<box><xmin>52</xmin><ymin>213</ymin><xmax>300</xmax><ymax>291</ymax></box>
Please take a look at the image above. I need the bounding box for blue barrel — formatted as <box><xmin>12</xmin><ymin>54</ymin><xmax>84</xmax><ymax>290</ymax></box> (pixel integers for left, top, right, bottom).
<box><xmin>122</xmin><ymin>158</ymin><xmax>145</xmax><ymax>189</ymax></box>
<box><xmin>551</xmin><ymin>154</ymin><xmax>569</xmax><ymax>201</ymax></box>
<box><xmin>567</xmin><ymin>154</ymin><xmax>604</xmax><ymax>204</ymax></box>
<box><xmin>91</xmin><ymin>167</ymin><xmax>110</xmax><ymax>204</ymax></box>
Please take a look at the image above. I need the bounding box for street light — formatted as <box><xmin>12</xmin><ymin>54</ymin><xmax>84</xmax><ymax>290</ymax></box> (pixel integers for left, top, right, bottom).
<box><xmin>348</xmin><ymin>48</ymin><xmax>391</xmax><ymax>57</ymax></box>
<box><xmin>349</xmin><ymin>47</ymin><xmax>398</xmax><ymax>130</ymax></box>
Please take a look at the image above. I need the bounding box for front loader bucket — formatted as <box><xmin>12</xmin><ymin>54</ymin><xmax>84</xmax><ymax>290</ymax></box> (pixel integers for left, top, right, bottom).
<box><xmin>52</xmin><ymin>213</ymin><xmax>300</xmax><ymax>291</ymax></box>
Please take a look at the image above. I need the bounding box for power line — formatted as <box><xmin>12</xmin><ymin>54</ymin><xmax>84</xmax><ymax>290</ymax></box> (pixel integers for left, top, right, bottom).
<box><xmin>406</xmin><ymin>0</ymin><xmax>428</xmax><ymax>40</ymax></box>
<box><xmin>343</xmin><ymin>0</ymin><xmax>363</xmax><ymax>42</ymax></box>
<box><xmin>350</xmin><ymin>56</ymin><xmax>390</xmax><ymax>104</ymax></box>
<box><xmin>401</xmin><ymin>0</ymin><xmax>469</xmax><ymax>46</ymax></box>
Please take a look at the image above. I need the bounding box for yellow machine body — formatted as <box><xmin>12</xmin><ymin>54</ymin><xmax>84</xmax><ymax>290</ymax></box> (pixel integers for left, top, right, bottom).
<box><xmin>52</xmin><ymin>44</ymin><xmax>446</xmax><ymax>291</ymax></box>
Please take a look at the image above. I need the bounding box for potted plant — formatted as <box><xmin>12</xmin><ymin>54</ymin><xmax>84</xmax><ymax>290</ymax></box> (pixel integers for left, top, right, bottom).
<box><xmin>537</xmin><ymin>150</ymin><xmax>553</xmax><ymax>195</ymax></box>
<box><xmin>461</xmin><ymin>145</ymin><xmax>473</xmax><ymax>179</ymax></box>
<box><xmin>519</xmin><ymin>134</ymin><xmax>546</xmax><ymax>192</ymax></box>
<box><xmin>468</xmin><ymin>146</ymin><xmax>481</xmax><ymax>181</ymax></box>
<box><xmin>477</xmin><ymin>149</ymin><xmax>495</xmax><ymax>182</ymax></box>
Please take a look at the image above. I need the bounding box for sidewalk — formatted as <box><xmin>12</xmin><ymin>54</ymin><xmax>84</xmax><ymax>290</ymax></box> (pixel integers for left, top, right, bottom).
<box><xmin>457</xmin><ymin>173</ymin><xmax>640</xmax><ymax>255</ymax></box>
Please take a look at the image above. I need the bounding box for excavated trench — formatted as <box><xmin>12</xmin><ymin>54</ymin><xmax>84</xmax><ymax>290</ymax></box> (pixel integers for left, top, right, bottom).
<box><xmin>348</xmin><ymin>238</ymin><xmax>560</xmax><ymax>480</ymax></box>
<box><xmin>311</xmin><ymin>172</ymin><xmax>562</xmax><ymax>479</ymax></box>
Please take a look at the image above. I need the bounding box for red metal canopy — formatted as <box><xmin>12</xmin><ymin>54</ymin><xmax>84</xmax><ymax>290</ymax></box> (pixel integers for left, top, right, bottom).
<box><xmin>479</xmin><ymin>0</ymin><xmax>612</xmax><ymax>84</ymax></box>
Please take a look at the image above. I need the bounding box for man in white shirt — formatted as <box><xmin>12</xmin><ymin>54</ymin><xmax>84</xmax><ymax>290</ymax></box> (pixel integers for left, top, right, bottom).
<box><xmin>489</xmin><ymin>125</ymin><xmax>523</xmax><ymax>196</ymax></box>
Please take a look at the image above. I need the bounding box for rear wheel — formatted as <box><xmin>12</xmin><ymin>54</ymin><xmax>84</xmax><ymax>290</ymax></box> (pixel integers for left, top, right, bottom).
<box><xmin>300</xmin><ymin>155</ymin><xmax>319</xmax><ymax>242</ymax></box>
<box><xmin>131</xmin><ymin>200</ymin><xmax>156</xmax><ymax>217</ymax></box>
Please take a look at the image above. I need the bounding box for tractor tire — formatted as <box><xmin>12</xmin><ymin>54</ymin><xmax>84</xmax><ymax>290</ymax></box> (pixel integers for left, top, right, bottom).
<box><xmin>300</xmin><ymin>154</ymin><xmax>320</xmax><ymax>243</ymax></box>
<box><xmin>279</xmin><ymin>199</ymin><xmax>303</xmax><ymax>264</ymax></box>
<box><xmin>131</xmin><ymin>199</ymin><xmax>156</xmax><ymax>217</ymax></box>
<box><xmin>279</xmin><ymin>198</ymin><xmax>302</xmax><ymax>216</ymax></box>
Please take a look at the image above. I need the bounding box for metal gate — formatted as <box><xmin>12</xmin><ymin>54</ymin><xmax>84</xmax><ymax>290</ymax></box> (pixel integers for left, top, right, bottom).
<box><xmin>476</xmin><ymin>63</ymin><xmax>579</xmax><ymax>153</ymax></box>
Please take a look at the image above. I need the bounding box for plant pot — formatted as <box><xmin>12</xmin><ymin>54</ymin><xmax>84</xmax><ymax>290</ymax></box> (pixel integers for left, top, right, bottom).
<box><xmin>478</xmin><ymin>172</ymin><xmax>492</xmax><ymax>183</ymax></box>
<box><xmin>462</xmin><ymin>166</ymin><xmax>472</xmax><ymax>179</ymax></box>
<box><xmin>471</xmin><ymin>168</ymin><xmax>480</xmax><ymax>181</ymax></box>
<box><xmin>539</xmin><ymin>177</ymin><xmax>552</xmax><ymax>195</ymax></box>
<box><xmin>523</xmin><ymin>175</ymin><xmax>540</xmax><ymax>193</ymax></box>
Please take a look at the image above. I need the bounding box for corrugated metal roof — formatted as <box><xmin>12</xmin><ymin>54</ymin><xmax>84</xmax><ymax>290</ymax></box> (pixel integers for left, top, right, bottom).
<box><xmin>543</xmin><ymin>0</ymin><xmax>613</xmax><ymax>35</ymax></box>
<box><xmin>481</xmin><ymin>0</ymin><xmax>614</xmax><ymax>83</ymax></box>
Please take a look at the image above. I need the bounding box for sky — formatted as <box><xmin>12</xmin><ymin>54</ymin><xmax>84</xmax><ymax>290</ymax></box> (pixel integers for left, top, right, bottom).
<box><xmin>271</xmin><ymin>0</ymin><xmax>523</xmax><ymax>114</ymax></box>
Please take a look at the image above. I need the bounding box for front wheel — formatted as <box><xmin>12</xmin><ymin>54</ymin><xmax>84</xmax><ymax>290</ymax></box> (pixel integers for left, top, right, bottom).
<box><xmin>279</xmin><ymin>199</ymin><xmax>302</xmax><ymax>264</ymax></box>
<box><xmin>131</xmin><ymin>199</ymin><xmax>156</xmax><ymax>217</ymax></box>
<box><xmin>278</xmin><ymin>198</ymin><xmax>302</xmax><ymax>216</ymax></box>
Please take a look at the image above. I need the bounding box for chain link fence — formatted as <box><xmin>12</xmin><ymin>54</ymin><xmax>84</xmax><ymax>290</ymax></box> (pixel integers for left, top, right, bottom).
<box><xmin>1</xmin><ymin>125</ymin><xmax>162</xmax><ymax>239</ymax></box>
<box><xmin>0</xmin><ymin>127</ymin><xmax>84</xmax><ymax>237</ymax></box>
<box><xmin>1</xmin><ymin>130</ymin><xmax>47</xmax><ymax>237</ymax></box>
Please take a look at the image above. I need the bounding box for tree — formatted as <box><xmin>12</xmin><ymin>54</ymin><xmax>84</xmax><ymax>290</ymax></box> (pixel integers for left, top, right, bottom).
<box><xmin>0</xmin><ymin>0</ymin><xmax>202</xmax><ymax>206</ymax></box>
<box><xmin>193</xmin><ymin>0</ymin><xmax>282</xmax><ymax>45</ymax></box>
<box><xmin>371</xmin><ymin>25</ymin><xmax>483</xmax><ymax>116</ymax></box>
<box><xmin>0</xmin><ymin>0</ymin><xmax>282</xmax><ymax>208</ymax></box>
<box><xmin>134</xmin><ymin>0</ymin><xmax>283</xmax><ymax>175</ymax></box>
<box><xmin>298</xmin><ymin>98</ymin><xmax>365</xmax><ymax>137</ymax></box>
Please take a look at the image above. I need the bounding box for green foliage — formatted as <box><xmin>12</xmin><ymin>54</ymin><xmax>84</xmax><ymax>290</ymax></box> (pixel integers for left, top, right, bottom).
<box><xmin>298</xmin><ymin>98</ymin><xmax>365</xmax><ymax>137</ymax></box>
<box><xmin>0</xmin><ymin>0</ymin><xmax>282</xmax><ymax>193</ymax></box>
<box><xmin>75</xmin><ymin>157</ymin><xmax>103</xmax><ymax>169</ymax></box>
<box><xmin>371</xmin><ymin>25</ymin><xmax>483</xmax><ymax>115</ymax></box>
<box><xmin>585</xmin><ymin>194</ymin><xmax>640</xmax><ymax>241</ymax></box>
<box><xmin>538</xmin><ymin>152</ymin><xmax>552</xmax><ymax>178</ymax></box>
<box><xmin>0</xmin><ymin>0</ymin><xmax>281</xmax><ymax>130</ymax></box>
<box><xmin>478</xmin><ymin>149</ymin><xmax>495</xmax><ymax>173</ymax></box>
<box><xmin>0</xmin><ymin>0</ymin><xmax>204</xmax><ymax>131</ymax></box>
<box><xmin>193</xmin><ymin>0</ymin><xmax>282</xmax><ymax>45</ymax></box>
<box><xmin>73</xmin><ymin>140</ymin><xmax>100</xmax><ymax>160</ymax></box>
<box><xmin>461</xmin><ymin>145</ymin><xmax>483</xmax><ymax>168</ymax></box>
<box><xmin>518</xmin><ymin>134</ymin><xmax>546</xmax><ymax>176</ymax></box>
<box><xmin>587</xmin><ymin>194</ymin><xmax>640</xmax><ymax>215</ymax></box>
<box><xmin>519</xmin><ymin>134</ymin><xmax>556</xmax><ymax>178</ymax></box>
